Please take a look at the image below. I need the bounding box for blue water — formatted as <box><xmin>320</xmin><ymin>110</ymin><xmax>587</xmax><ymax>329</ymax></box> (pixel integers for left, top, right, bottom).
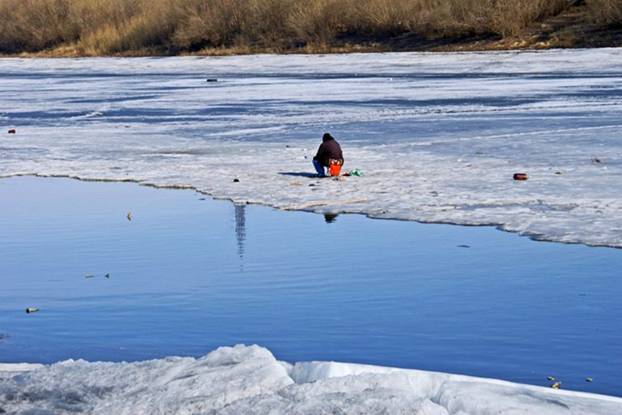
<box><xmin>0</xmin><ymin>176</ymin><xmax>621</xmax><ymax>396</ymax></box>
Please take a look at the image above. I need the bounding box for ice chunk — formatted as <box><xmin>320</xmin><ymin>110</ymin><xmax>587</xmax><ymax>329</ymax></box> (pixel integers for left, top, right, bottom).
<box><xmin>1</xmin><ymin>345</ymin><xmax>621</xmax><ymax>414</ymax></box>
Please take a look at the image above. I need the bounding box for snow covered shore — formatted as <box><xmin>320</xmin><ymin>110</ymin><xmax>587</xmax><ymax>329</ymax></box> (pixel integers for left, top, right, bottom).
<box><xmin>1</xmin><ymin>345</ymin><xmax>620</xmax><ymax>414</ymax></box>
<box><xmin>1</xmin><ymin>50</ymin><xmax>621</xmax><ymax>248</ymax></box>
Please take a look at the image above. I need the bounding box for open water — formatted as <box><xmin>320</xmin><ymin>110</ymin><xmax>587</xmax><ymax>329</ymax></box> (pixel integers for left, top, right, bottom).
<box><xmin>0</xmin><ymin>176</ymin><xmax>621</xmax><ymax>396</ymax></box>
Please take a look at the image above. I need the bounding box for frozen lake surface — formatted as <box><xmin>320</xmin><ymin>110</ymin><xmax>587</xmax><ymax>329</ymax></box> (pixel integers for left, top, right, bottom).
<box><xmin>1</xmin><ymin>50</ymin><xmax>622</xmax><ymax>413</ymax></box>
<box><xmin>1</xmin><ymin>177</ymin><xmax>621</xmax><ymax>404</ymax></box>
<box><xmin>1</xmin><ymin>50</ymin><xmax>621</xmax><ymax>247</ymax></box>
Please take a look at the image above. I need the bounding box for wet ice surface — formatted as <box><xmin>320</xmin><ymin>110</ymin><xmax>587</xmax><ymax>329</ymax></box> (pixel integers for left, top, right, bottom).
<box><xmin>1</xmin><ymin>176</ymin><xmax>621</xmax><ymax>406</ymax></box>
<box><xmin>1</xmin><ymin>50</ymin><xmax>622</xmax><ymax>247</ymax></box>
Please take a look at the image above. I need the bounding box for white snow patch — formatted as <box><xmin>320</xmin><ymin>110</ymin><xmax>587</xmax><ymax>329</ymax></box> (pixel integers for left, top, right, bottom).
<box><xmin>1</xmin><ymin>345</ymin><xmax>620</xmax><ymax>414</ymax></box>
<box><xmin>0</xmin><ymin>364</ymin><xmax>44</xmax><ymax>373</ymax></box>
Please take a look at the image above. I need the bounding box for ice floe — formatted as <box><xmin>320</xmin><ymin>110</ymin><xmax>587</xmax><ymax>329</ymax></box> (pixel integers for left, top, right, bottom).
<box><xmin>1</xmin><ymin>345</ymin><xmax>620</xmax><ymax>414</ymax></box>
<box><xmin>1</xmin><ymin>49</ymin><xmax>621</xmax><ymax>247</ymax></box>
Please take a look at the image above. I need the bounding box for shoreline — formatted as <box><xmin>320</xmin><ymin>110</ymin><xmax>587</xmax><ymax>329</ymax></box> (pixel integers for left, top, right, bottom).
<box><xmin>3</xmin><ymin>21</ymin><xmax>621</xmax><ymax>59</ymax></box>
<box><xmin>2</xmin><ymin>43</ymin><xmax>621</xmax><ymax>59</ymax></box>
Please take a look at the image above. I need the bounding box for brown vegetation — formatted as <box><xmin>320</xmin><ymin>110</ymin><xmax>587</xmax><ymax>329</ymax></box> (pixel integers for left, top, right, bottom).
<box><xmin>0</xmin><ymin>0</ymin><xmax>615</xmax><ymax>55</ymax></box>
<box><xmin>587</xmin><ymin>0</ymin><xmax>622</xmax><ymax>25</ymax></box>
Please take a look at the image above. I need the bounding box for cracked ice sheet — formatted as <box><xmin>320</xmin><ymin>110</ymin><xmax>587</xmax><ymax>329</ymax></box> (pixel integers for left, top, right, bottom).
<box><xmin>1</xmin><ymin>49</ymin><xmax>621</xmax><ymax>247</ymax></box>
<box><xmin>1</xmin><ymin>345</ymin><xmax>621</xmax><ymax>414</ymax></box>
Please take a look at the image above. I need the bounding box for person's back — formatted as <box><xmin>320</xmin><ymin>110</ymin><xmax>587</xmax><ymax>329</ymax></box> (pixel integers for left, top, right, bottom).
<box><xmin>313</xmin><ymin>133</ymin><xmax>343</xmax><ymax>177</ymax></box>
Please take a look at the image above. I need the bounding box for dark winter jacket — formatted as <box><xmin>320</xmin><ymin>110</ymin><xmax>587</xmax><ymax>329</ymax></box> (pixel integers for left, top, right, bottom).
<box><xmin>313</xmin><ymin>134</ymin><xmax>343</xmax><ymax>167</ymax></box>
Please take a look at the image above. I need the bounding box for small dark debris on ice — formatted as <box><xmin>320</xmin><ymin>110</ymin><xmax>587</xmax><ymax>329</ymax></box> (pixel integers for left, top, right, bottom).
<box><xmin>85</xmin><ymin>273</ymin><xmax>110</xmax><ymax>279</ymax></box>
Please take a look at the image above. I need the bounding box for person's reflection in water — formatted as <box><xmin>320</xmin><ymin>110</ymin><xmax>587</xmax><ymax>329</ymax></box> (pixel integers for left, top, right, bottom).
<box><xmin>324</xmin><ymin>213</ymin><xmax>339</xmax><ymax>224</ymax></box>
<box><xmin>234</xmin><ymin>204</ymin><xmax>246</xmax><ymax>261</ymax></box>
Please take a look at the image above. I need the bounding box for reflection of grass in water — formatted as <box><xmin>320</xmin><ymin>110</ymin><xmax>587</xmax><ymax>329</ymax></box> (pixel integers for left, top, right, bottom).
<box><xmin>324</xmin><ymin>213</ymin><xmax>338</xmax><ymax>224</ymax></box>
<box><xmin>0</xmin><ymin>0</ymin><xmax>604</xmax><ymax>55</ymax></box>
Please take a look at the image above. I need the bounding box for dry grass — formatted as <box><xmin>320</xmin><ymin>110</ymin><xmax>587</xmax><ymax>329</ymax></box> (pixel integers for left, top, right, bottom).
<box><xmin>0</xmin><ymin>0</ymin><xmax>583</xmax><ymax>55</ymax></box>
<box><xmin>587</xmin><ymin>0</ymin><xmax>622</xmax><ymax>25</ymax></box>
<box><xmin>488</xmin><ymin>0</ymin><xmax>573</xmax><ymax>36</ymax></box>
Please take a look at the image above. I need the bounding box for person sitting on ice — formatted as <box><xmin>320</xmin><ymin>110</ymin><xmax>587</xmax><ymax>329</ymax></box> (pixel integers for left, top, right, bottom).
<box><xmin>313</xmin><ymin>133</ymin><xmax>344</xmax><ymax>177</ymax></box>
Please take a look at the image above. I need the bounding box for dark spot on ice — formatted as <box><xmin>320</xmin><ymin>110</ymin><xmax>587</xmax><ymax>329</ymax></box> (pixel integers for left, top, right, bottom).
<box><xmin>62</xmin><ymin>391</ymin><xmax>87</xmax><ymax>405</ymax></box>
<box><xmin>278</xmin><ymin>172</ymin><xmax>318</xmax><ymax>178</ymax></box>
<box><xmin>233</xmin><ymin>178</ymin><xmax>240</xmax><ymax>183</ymax></box>
<box><xmin>206</xmin><ymin>78</ymin><xmax>218</xmax><ymax>83</ymax></box>
<box><xmin>520</xmin><ymin>390</ymin><xmax>570</xmax><ymax>409</ymax></box>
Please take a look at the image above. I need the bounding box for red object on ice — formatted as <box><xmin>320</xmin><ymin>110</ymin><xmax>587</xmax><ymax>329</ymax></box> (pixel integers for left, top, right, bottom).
<box><xmin>329</xmin><ymin>159</ymin><xmax>342</xmax><ymax>177</ymax></box>
<box><xmin>8</xmin><ymin>129</ymin><xmax>16</xmax><ymax>134</ymax></box>
<box><xmin>329</xmin><ymin>164</ymin><xmax>342</xmax><ymax>177</ymax></box>
<box><xmin>513</xmin><ymin>173</ymin><xmax>528</xmax><ymax>181</ymax></box>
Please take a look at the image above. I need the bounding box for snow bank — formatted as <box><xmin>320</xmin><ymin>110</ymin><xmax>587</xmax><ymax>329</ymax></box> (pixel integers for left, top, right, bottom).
<box><xmin>1</xmin><ymin>49</ymin><xmax>621</xmax><ymax>247</ymax></box>
<box><xmin>1</xmin><ymin>345</ymin><xmax>620</xmax><ymax>414</ymax></box>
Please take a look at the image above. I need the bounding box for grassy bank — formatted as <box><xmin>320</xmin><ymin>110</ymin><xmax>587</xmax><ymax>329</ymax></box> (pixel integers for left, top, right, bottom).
<box><xmin>0</xmin><ymin>0</ymin><xmax>620</xmax><ymax>56</ymax></box>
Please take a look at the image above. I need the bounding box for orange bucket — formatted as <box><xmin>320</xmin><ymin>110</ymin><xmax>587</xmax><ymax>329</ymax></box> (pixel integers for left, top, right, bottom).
<box><xmin>329</xmin><ymin>160</ymin><xmax>342</xmax><ymax>177</ymax></box>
